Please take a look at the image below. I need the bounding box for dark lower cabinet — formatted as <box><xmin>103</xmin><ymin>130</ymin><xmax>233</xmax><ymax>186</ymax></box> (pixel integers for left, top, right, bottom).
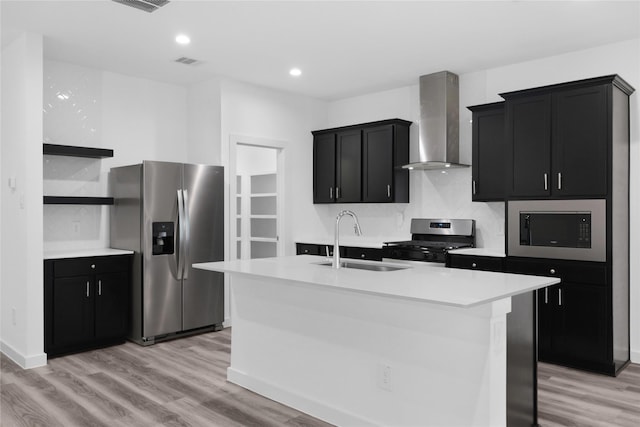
<box><xmin>537</xmin><ymin>281</ymin><xmax>609</xmax><ymax>368</ymax></box>
<box><xmin>295</xmin><ymin>242</ymin><xmax>382</xmax><ymax>261</ymax></box>
<box><xmin>44</xmin><ymin>254</ymin><xmax>132</xmax><ymax>357</ymax></box>
<box><xmin>506</xmin><ymin>257</ymin><xmax>624</xmax><ymax>376</ymax></box>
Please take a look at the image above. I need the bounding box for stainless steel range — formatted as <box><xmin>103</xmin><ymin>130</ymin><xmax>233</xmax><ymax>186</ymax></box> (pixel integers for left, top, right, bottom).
<box><xmin>383</xmin><ymin>218</ymin><xmax>475</xmax><ymax>263</ymax></box>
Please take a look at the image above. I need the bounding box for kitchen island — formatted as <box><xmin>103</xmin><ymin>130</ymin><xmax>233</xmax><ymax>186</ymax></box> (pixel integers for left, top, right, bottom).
<box><xmin>194</xmin><ymin>255</ymin><xmax>559</xmax><ymax>426</ymax></box>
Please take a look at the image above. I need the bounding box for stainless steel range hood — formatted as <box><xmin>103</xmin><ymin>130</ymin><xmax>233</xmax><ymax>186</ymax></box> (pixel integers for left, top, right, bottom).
<box><xmin>403</xmin><ymin>71</ymin><xmax>469</xmax><ymax>170</ymax></box>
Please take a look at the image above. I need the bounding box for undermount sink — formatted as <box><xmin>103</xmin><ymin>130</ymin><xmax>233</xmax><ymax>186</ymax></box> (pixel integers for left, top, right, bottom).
<box><xmin>316</xmin><ymin>261</ymin><xmax>409</xmax><ymax>272</ymax></box>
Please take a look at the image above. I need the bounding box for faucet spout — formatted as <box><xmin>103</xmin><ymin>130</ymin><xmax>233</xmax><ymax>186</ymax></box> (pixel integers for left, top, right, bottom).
<box><xmin>333</xmin><ymin>210</ymin><xmax>362</xmax><ymax>269</ymax></box>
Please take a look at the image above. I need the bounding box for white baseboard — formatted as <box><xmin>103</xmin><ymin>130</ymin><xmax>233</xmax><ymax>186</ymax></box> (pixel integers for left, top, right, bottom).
<box><xmin>0</xmin><ymin>340</ymin><xmax>47</xmax><ymax>369</ymax></box>
<box><xmin>631</xmin><ymin>349</ymin><xmax>640</xmax><ymax>364</ymax></box>
<box><xmin>227</xmin><ymin>367</ymin><xmax>376</xmax><ymax>427</ymax></box>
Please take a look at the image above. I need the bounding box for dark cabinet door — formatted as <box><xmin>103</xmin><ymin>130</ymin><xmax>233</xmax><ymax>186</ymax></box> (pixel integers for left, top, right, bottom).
<box><xmin>94</xmin><ymin>271</ymin><xmax>129</xmax><ymax>340</ymax></box>
<box><xmin>336</xmin><ymin>129</ymin><xmax>362</xmax><ymax>203</ymax></box>
<box><xmin>313</xmin><ymin>133</ymin><xmax>336</xmax><ymax>203</ymax></box>
<box><xmin>52</xmin><ymin>276</ymin><xmax>94</xmax><ymax>348</ymax></box>
<box><xmin>470</xmin><ymin>103</ymin><xmax>505</xmax><ymax>201</ymax></box>
<box><xmin>537</xmin><ymin>285</ymin><xmax>555</xmax><ymax>361</ymax></box>
<box><xmin>552</xmin><ymin>85</ymin><xmax>608</xmax><ymax>197</ymax></box>
<box><xmin>506</xmin><ymin>94</ymin><xmax>552</xmax><ymax>198</ymax></box>
<box><xmin>363</xmin><ymin>125</ymin><xmax>393</xmax><ymax>202</ymax></box>
<box><xmin>554</xmin><ymin>282</ymin><xmax>609</xmax><ymax>363</ymax></box>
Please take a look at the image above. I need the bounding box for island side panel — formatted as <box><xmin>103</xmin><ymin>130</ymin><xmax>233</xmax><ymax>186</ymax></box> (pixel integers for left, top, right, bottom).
<box><xmin>227</xmin><ymin>274</ymin><xmax>511</xmax><ymax>427</ymax></box>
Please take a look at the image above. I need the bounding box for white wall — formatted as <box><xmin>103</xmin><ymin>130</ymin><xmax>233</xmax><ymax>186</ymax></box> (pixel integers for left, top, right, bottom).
<box><xmin>43</xmin><ymin>59</ymin><xmax>189</xmax><ymax>253</ymax></box>
<box><xmin>317</xmin><ymin>38</ymin><xmax>640</xmax><ymax>361</ymax></box>
<box><xmin>0</xmin><ymin>33</ymin><xmax>46</xmax><ymax>368</ymax></box>
<box><xmin>187</xmin><ymin>77</ymin><xmax>222</xmax><ymax>166</ymax></box>
<box><xmin>220</xmin><ymin>79</ymin><xmax>328</xmax><ymax>256</ymax></box>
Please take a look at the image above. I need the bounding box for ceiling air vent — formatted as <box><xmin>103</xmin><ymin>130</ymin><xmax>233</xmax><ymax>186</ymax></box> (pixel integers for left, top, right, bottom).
<box><xmin>112</xmin><ymin>0</ymin><xmax>170</xmax><ymax>13</ymax></box>
<box><xmin>175</xmin><ymin>57</ymin><xmax>199</xmax><ymax>65</ymax></box>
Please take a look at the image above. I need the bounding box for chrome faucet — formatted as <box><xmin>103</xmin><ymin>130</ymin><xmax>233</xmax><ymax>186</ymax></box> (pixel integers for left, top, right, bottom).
<box><xmin>333</xmin><ymin>210</ymin><xmax>362</xmax><ymax>268</ymax></box>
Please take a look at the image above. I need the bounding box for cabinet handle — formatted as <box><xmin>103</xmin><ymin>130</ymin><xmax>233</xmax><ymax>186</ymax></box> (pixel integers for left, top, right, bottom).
<box><xmin>558</xmin><ymin>288</ymin><xmax>562</xmax><ymax>306</ymax></box>
<box><xmin>387</xmin><ymin>184</ymin><xmax>391</xmax><ymax>198</ymax></box>
<box><xmin>325</xmin><ymin>246</ymin><xmax>330</xmax><ymax>257</ymax></box>
<box><xmin>471</xmin><ymin>262</ymin><xmax>477</xmax><ymax>268</ymax></box>
<box><xmin>558</xmin><ymin>172</ymin><xmax>562</xmax><ymax>190</ymax></box>
<box><xmin>550</xmin><ymin>268</ymin><xmax>556</xmax><ymax>275</ymax></box>
<box><xmin>329</xmin><ymin>187</ymin><xmax>333</xmax><ymax>199</ymax></box>
<box><xmin>86</xmin><ymin>281</ymin><xmax>90</xmax><ymax>298</ymax></box>
<box><xmin>361</xmin><ymin>253</ymin><xmax>366</xmax><ymax>259</ymax></box>
<box><xmin>472</xmin><ymin>180</ymin><xmax>476</xmax><ymax>195</ymax></box>
<box><xmin>91</xmin><ymin>264</ymin><xmax>95</xmax><ymax>269</ymax></box>
<box><xmin>98</xmin><ymin>280</ymin><xmax>102</xmax><ymax>296</ymax></box>
<box><xmin>336</xmin><ymin>187</ymin><xmax>340</xmax><ymax>199</ymax></box>
<box><xmin>544</xmin><ymin>288</ymin><xmax>548</xmax><ymax>304</ymax></box>
<box><xmin>544</xmin><ymin>173</ymin><xmax>548</xmax><ymax>190</ymax></box>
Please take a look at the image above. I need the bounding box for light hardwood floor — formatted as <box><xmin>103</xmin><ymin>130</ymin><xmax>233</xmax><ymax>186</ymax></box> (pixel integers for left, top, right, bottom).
<box><xmin>2</xmin><ymin>329</ymin><xmax>639</xmax><ymax>426</ymax></box>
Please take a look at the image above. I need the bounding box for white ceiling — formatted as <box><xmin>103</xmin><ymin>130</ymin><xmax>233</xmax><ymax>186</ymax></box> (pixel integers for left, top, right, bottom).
<box><xmin>2</xmin><ymin>0</ymin><xmax>639</xmax><ymax>100</ymax></box>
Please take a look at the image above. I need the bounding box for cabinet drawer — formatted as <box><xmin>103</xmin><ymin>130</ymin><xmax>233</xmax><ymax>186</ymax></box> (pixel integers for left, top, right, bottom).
<box><xmin>296</xmin><ymin>243</ymin><xmax>325</xmax><ymax>256</ymax></box>
<box><xmin>505</xmin><ymin>257</ymin><xmax>607</xmax><ymax>285</ymax></box>
<box><xmin>53</xmin><ymin>255</ymin><xmax>130</xmax><ymax>277</ymax></box>
<box><xmin>342</xmin><ymin>246</ymin><xmax>383</xmax><ymax>261</ymax></box>
<box><xmin>447</xmin><ymin>254</ymin><xmax>504</xmax><ymax>272</ymax></box>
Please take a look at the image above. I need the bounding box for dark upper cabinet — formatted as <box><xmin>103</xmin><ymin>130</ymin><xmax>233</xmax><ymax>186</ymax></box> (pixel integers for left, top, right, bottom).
<box><xmin>552</xmin><ymin>85</ymin><xmax>608</xmax><ymax>196</ymax></box>
<box><xmin>502</xmin><ymin>75</ymin><xmax>634</xmax><ymax>199</ymax></box>
<box><xmin>468</xmin><ymin>102</ymin><xmax>506</xmax><ymax>201</ymax></box>
<box><xmin>313</xmin><ymin>133</ymin><xmax>336</xmax><ymax>203</ymax></box>
<box><xmin>312</xmin><ymin>119</ymin><xmax>410</xmax><ymax>204</ymax></box>
<box><xmin>336</xmin><ymin>129</ymin><xmax>362</xmax><ymax>203</ymax></box>
<box><xmin>505</xmin><ymin>94</ymin><xmax>552</xmax><ymax>198</ymax></box>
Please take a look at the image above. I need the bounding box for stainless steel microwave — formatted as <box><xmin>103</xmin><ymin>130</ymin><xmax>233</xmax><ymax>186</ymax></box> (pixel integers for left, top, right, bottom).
<box><xmin>507</xmin><ymin>199</ymin><xmax>606</xmax><ymax>262</ymax></box>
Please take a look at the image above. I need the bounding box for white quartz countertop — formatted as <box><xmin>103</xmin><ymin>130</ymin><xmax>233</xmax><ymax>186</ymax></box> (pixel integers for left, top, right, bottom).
<box><xmin>448</xmin><ymin>248</ymin><xmax>507</xmax><ymax>257</ymax></box>
<box><xmin>44</xmin><ymin>248</ymin><xmax>134</xmax><ymax>260</ymax></box>
<box><xmin>194</xmin><ymin>255</ymin><xmax>559</xmax><ymax>308</ymax></box>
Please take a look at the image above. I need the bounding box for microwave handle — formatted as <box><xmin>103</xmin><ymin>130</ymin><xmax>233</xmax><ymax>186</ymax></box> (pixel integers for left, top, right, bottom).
<box><xmin>520</xmin><ymin>214</ymin><xmax>531</xmax><ymax>245</ymax></box>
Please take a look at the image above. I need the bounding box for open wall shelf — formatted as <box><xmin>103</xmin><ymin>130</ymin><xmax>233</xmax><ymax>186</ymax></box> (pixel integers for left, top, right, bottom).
<box><xmin>44</xmin><ymin>196</ymin><xmax>114</xmax><ymax>205</ymax></box>
<box><xmin>43</xmin><ymin>143</ymin><xmax>114</xmax><ymax>158</ymax></box>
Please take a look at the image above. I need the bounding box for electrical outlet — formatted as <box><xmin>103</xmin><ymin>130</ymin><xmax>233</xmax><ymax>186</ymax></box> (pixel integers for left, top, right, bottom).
<box><xmin>377</xmin><ymin>363</ymin><xmax>392</xmax><ymax>391</ymax></box>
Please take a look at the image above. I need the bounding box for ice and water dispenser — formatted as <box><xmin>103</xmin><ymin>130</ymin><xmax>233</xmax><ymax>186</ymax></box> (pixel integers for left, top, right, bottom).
<box><xmin>152</xmin><ymin>222</ymin><xmax>175</xmax><ymax>255</ymax></box>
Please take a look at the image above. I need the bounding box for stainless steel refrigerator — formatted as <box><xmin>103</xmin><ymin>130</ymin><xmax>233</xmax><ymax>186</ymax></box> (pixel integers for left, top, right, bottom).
<box><xmin>110</xmin><ymin>161</ymin><xmax>224</xmax><ymax>345</ymax></box>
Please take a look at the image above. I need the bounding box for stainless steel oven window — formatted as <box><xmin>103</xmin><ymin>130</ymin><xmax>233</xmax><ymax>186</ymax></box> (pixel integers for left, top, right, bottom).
<box><xmin>507</xmin><ymin>199</ymin><xmax>606</xmax><ymax>262</ymax></box>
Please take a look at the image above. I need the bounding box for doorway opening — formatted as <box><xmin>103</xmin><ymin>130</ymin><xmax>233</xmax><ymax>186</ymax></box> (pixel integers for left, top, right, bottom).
<box><xmin>229</xmin><ymin>136</ymin><xmax>287</xmax><ymax>261</ymax></box>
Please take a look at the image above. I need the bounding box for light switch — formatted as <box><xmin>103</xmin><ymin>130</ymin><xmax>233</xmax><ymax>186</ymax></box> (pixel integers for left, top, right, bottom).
<box><xmin>8</xmin><ymin>176</ymin><xmax>16</xmax><ymax>190</ymax></box>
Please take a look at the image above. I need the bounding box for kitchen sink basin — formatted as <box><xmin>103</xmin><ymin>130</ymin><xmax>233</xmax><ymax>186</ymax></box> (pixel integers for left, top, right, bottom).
<box><xmin>316</xmin><ymin>261</ymin><xmax>409</xmax><ymax>272</ymax></box>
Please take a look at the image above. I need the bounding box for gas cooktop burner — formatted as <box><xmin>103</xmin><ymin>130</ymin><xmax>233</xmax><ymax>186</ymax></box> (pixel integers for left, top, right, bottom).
<box><xmin>383</xmin><ymin>218</ymin><xmax>476</xmax><ymax>263</ymax></box>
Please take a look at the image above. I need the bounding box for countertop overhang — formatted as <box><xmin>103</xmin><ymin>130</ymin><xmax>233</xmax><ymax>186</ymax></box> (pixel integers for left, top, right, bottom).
<box><xmin>194</xmin><ymin>255</ymin><xmax>559</xmax><ymax>308</ymax></box>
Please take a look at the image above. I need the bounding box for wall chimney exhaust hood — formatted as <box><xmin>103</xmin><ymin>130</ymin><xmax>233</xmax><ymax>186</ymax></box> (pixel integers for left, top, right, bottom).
<box><xmin>403</xmin><ymin>71</ymin><xmax>469</xmax><ymax>170</ymax></box>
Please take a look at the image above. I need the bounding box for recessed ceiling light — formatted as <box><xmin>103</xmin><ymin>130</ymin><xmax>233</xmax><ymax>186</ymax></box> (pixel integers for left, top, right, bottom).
<box><xmin>289</xmin><ymin>68</ymin><xmax>302</xmax><ymax>77</ymax></box>
<box><xmin>175</xmin><ymin>34</ymin><xmax>191</xmax><ymax>45</ymax></box>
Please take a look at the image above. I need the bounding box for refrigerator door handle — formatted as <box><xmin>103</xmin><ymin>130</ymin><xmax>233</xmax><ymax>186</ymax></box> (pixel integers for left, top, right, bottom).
<box><xmin>177</xmin><ymin>189</ymin><xmax>185</xmax><ymax>280</ymax></box>
<box><xmin>182</xmin><ymin>189</ymin><xmax>191</xmax><ymax>280</ymax></box>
